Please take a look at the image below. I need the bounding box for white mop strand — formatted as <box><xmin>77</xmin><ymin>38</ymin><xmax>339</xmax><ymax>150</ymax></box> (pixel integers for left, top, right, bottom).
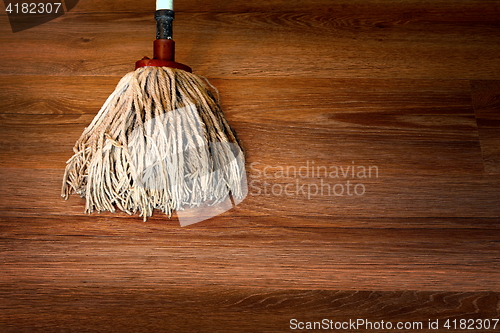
<box><xmin>62</xmin><ymin>66</ymin><xmax>245</xmax><ymax>221</ymax></box>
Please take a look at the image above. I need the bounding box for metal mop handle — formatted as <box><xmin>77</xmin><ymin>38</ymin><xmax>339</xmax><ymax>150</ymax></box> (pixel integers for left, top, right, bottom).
<box><xmin>155</xmin><ymin>9</ymin><xmax>174</xmax><ymax>40</ymax></box>
<box><xmin>156</xmin><ymin>0</ymin><xmax>174</xmax><ymax>39</ymax></box>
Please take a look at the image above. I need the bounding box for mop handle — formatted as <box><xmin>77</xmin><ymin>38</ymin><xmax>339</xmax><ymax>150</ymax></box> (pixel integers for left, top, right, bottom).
<box><xmin>157</xmin><ymin>0</ymin><xmax>173</xmax><ymax>10</ymax></box>
<box><xmin>155</xmin><ymin>0</ymin><xmax>174</xmax><ymax>40</ymax></box>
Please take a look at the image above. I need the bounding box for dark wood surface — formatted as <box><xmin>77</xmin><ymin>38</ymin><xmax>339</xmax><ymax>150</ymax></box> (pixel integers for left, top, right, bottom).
<box><xmin>0</xmin><ymin>0</ymin><xmax>499</xmax><ymax>332</ymax></box>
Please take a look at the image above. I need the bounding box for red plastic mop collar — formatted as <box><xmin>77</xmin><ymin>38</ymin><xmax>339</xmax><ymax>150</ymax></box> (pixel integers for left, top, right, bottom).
<box><xmin>135</xmin><ymin>39</ymin><xmax>192</xmax><ymax>72</ymax></box>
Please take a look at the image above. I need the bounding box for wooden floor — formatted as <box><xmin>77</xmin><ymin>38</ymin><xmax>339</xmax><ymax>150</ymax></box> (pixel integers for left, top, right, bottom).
<box><xmin>1</xmin><ymin>0</ymin><xmax>499</xmax><ymax>332</ymax></box>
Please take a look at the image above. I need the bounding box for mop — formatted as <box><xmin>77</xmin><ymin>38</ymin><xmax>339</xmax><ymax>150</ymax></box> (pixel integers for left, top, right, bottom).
<box><xmin>62</xmin><ymin>0</ymin><xmax>246</xmax><ymax>222</ymax></box>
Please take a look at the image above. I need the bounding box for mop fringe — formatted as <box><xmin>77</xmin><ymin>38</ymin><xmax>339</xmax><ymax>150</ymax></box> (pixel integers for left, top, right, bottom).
<box><xmin>62</xmin><ymin>66</ymin><xmax>245</xmax><ymax>221</ymax></box>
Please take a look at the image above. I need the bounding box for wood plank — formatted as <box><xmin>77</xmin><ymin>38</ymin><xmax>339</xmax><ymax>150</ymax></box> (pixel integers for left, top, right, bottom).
<box><xmin>470</xmin><ymin>80</ymin><xmax>500</xmax><ymax>174</ymax></box>
<box><xmin>0</xmin><ymin>76</ymin><xmax>475</xmax><ymax>116</ymax></box>
<box><xmin>0</xmin><ymin>77</ymin><xmax>484</xmax><ymax>176</ymax></box>
<box><xmin>1</xmin><ymin>168</ymin><xmax>499</xmax><ymax>219</ymax></box>
<box><xmin>1</xmin><ymin>7</ymin><xmax>499</xmax><ymax>79</ymax></box>
<box><xmin>1</xmin><ymin>215</ymin><xmax>499</xmax><ymax>292</ymax></box>
<box><xmin>0</xmin><ymin>286</ymin><xmax>498</xmax><ymax>332</ymax></box>
<box><xmin>68</xmin><ymin>0</ymin><xmax>500</xmax><ymax>16</ymax></box>
<box><xmin>0</xmin><ymin>291</ymin><xmax>499</xmax><ymax>333</ymax></box>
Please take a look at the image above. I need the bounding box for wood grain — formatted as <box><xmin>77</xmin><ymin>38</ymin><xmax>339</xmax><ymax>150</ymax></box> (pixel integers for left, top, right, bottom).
<box><xmin>471</xmin><ymin>80</ymin><xmax>500</xmax><ymax>174</ymax></box>
<box><xmin>1</xmin><ymin>0</ymin><xmax>499</xmax><ymax>331</ymax></box>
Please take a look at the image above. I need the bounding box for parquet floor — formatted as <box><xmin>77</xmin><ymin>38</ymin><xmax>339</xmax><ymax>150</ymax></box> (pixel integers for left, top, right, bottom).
<box><xmin>1</xmin><ymin>1</ymin><xmax>499</xmax><ymax>331</ymax></box>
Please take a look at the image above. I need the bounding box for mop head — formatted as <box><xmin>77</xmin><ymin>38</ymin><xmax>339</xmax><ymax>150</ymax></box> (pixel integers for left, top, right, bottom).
<box><xmin>62</xmin><ymin>66</ymin><xmax>245</xmax><ymax>221</ymax></box>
